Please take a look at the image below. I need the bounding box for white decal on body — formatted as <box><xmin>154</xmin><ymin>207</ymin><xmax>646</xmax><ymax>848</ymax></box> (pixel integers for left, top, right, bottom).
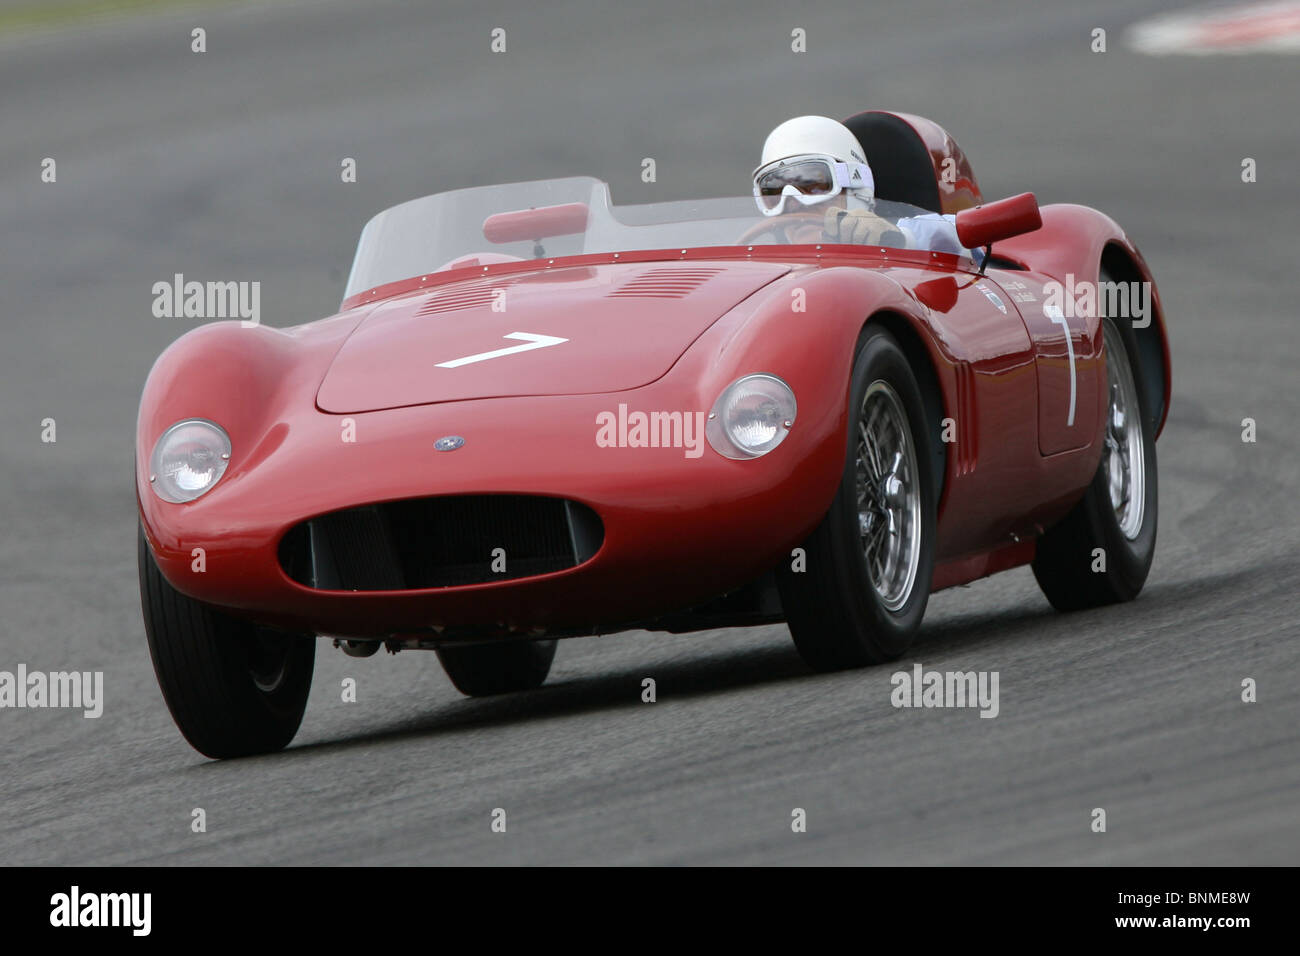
<box><xmin>436</xmin><ymin>332</ymin><xmax>568</xmax><ymax>368</ymax></box>
<box><xmin>1044</xmin><ymin>303</ymin><xmax>1077</xmax><ymax>427</ymax></box>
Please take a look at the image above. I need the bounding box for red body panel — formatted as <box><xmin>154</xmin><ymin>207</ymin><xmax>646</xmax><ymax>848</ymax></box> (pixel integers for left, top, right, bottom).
<box><xmin>137</xmin><ymin>204</ymin><xmax>1165</xmax><ymax>640</ymax></box>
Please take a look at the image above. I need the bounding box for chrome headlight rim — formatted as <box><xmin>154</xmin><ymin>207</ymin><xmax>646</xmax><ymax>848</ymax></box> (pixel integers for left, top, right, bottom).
<box><xmin>148</xmin><ymin>418</ymin><xmax>232</xmax><ymax>503</ymax></box>
<box><xmin>706</xmin><ymin>372</ymin><xmax>797</xmax><ymax>460</ymax></box>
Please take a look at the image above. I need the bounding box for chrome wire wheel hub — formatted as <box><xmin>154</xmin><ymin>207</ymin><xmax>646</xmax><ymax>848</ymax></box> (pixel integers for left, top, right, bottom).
<box><xmin>1102</xmin><ymin>320</ymin><xmax>1146</xmax><ymax>540</ymax></box>
<box><xmin>855</xmin><ymin>381</ymin><xmax>922</xmax><ymax>611</ymax></box>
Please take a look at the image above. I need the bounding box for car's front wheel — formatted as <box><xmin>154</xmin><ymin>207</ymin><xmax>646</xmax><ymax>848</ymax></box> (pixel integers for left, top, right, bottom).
<box><xmin>777</xmin><ymin>324</ymin><xmax>937</xmax><ymax>670</ymax></box>
<box><xmin>138</xmin><ymin>525</ymin><xmax>315</xmax><ymax>759</ymax></box>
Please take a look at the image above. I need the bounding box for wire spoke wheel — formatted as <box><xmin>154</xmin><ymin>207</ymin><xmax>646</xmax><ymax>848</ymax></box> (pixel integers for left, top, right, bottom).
<box><xmin>777</xmin><ymin>326</ymin><xmax>936</xmax><ymax>669</ymax></box>
<box><xmin>855</xmin><ymin>381</ymin><xmax>922</xmax><ymax>611</ymax></box>
<box><xmin>1102</xmin><ymin>319</ymin><xmax>1146</xmax><ymax>540</ymax></box>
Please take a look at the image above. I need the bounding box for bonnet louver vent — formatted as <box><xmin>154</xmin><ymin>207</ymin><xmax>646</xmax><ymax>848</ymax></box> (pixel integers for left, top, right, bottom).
<box><xmin>608</xmin><ymin>267</ymin><xmax>724</xmax><ymax>299</ymax></box>
<box><xmin>416</xmin><ymin>278</ymin><xmax>524</xmax><ymax>315</ymax></box>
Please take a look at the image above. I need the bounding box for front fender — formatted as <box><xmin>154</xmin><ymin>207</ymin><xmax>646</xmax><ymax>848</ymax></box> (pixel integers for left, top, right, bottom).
<box><xmin>136</xmin><ymin>310</ymin><xmax>367</xmax><ymax>578</ymax></box>
<box><xmin>672</xmin><ymin>265</ymin><xmax>946</xmax><ymax>535</ymax></box>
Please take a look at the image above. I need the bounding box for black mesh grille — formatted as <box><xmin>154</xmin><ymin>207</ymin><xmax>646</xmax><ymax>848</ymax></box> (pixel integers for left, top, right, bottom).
<box><xmin>279</xmin><ymin>495</ymin><xmax>603</xmax><ymax>591</ymax></box>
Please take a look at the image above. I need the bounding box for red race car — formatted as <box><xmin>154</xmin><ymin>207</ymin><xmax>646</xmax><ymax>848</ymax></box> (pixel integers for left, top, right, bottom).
<box><xmin>137</xmin><ymin>111</ymin><xmax>1170</xmax><ymax>758</ymax></box>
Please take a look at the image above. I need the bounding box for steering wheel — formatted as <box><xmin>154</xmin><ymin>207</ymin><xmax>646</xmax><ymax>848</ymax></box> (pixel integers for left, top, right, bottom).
<box><xmin>736</xmin><ymin>210</ymin><xmax>828</xmax><ymax>246</ymax></box>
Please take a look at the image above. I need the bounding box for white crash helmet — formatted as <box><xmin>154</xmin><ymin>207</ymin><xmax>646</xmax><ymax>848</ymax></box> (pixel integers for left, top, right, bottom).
<box><xmin>752</xmin><ymin>115</ymin><xmax>875</xmax><ymax>217</ymax></box>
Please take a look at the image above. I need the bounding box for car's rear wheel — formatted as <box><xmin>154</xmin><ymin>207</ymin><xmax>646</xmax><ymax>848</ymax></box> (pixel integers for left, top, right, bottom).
<box><xmin>436</xmin><ymin>639</ymin><xmax>557</xmax><ymax>697</ymax></box>
<box><xmin>777</xmin><ymin>324</ymin><xmax>937</xmax><ymax>669</ymax></box>
<box><xmin>1032</xmin><ymin>301</ymin><xmax>1158</xmax><ymax>609</ymax></box>
<box><xmin>138</xmin><ymin>525</ymin><xmax>315</xmax><ymax>758</ymax></box>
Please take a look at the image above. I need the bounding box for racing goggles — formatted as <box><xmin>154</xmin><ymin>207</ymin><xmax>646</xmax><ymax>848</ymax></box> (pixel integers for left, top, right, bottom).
<box><xmin>752</xmin><ymin>154</ymin><xmax>874</xmax><ymax>217</ymax></box>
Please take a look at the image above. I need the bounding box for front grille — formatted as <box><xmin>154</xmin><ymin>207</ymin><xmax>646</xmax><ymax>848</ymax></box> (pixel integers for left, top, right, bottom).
<box><xmin>278</xmin><ymin>495</ymin><xmax>603</xmax><ymax>591</ymax></box>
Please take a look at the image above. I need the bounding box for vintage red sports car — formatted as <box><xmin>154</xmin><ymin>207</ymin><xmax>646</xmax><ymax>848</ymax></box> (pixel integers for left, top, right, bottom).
<box><xmin>137</xmin><ymin>111</ymin><xmax>1170</xmax><ymax>758</ymax></box>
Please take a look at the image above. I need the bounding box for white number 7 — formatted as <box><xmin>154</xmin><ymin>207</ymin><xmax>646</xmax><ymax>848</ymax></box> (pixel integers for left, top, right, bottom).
<box><xmin>436</xmin><ymin>331</ymin><xmax>569</xmax><ymax>369</ymax></box>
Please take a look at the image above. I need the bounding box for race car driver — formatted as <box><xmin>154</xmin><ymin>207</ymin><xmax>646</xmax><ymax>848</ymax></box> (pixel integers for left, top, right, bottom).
<box><xmin>752</xmin><ymin>115</ymin><xmax>968</xmax><ymax>255</ymax></box>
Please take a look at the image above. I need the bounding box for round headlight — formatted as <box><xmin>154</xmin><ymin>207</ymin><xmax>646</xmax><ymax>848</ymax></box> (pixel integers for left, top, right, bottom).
<box><xmin>706</xmin><ymin>373</ymin><xmax>797</xmax><ymax>460</ymax></box>
<box><xmin>149</xmin><ymin>419</ymin><xmax>231</xmax><ymax>503</ymax></box>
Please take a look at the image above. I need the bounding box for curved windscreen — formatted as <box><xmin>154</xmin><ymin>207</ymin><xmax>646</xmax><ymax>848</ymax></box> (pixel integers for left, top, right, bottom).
<box><xmin>344</xmin><ymin>176</ymin><xmax>963</xmax><ymax>303</ymax></box>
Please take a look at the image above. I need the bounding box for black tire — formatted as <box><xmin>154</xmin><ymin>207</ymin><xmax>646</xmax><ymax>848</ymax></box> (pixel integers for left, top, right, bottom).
<box><xmin>436</xmin><ymin>639</ymin><xmax>557</xmax><ymax>697</ymax></box>
<box><xmin>138</xmin><ymin>525</ymin><xmax>315</xmax><ymax>758</ymax></box>
<box><xmin>777</xmin><ymin>324</ymin><xmax>937</xmax><ymax>670</ymax></box>
<box><xmin>1032</xmin><ymin>284</ymin><xmax>1158</xmax><ymax>610</ymax></box>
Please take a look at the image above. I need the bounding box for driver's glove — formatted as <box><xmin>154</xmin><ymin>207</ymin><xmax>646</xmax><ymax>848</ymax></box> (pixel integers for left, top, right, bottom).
<box><xmin>823</xmin><ymin>207</ymin><xmax>906</xmax><ymax>246</ymax></box>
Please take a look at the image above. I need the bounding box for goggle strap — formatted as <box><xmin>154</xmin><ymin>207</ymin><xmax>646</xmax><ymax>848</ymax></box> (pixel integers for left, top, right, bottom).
<box><xmin>834</xmin><ymin>162</ymin><xmax>873</xmax><ymax>190</ymax></box>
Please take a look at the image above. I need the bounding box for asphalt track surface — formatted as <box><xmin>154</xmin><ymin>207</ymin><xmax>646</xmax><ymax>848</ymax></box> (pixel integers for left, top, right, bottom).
<box><xmin>1</xmin><ymin>0</ymin><xmax>1296</xmax><ymax>865</ymax></box>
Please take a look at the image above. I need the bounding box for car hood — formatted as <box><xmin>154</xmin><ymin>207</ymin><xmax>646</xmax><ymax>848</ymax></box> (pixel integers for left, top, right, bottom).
<box><xmin>316</xmin><ymin>261</ymin><xmax>790</xmax><ymax>413</ymax></box>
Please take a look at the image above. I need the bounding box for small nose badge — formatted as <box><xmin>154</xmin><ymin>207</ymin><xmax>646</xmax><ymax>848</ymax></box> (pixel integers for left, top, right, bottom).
<box><xmin>434</xmin><ymin>435</ymin><xmax>465</xmax><ymax>451</ymax></box>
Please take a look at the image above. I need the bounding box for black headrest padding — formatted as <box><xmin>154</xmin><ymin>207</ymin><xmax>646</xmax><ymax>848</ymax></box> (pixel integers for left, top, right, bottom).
<box><xmin>843</xmin><ymin>113</ymin><xmax>943</xmax><ymax>213</ymax></box>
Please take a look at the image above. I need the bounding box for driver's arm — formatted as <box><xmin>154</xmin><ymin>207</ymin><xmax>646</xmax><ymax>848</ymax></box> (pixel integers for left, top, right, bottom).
<box><xmin>896</xmin><ymin>213</ymin><xmax>967</xmax><ymax>256</ymax></box>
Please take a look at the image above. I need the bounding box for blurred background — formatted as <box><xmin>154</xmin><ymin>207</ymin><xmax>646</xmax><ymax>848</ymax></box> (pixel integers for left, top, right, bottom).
<box><xmin>0</xmin><ymin>0</ymin><xmax>1296</xmax><ymax>864</ymax></box>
